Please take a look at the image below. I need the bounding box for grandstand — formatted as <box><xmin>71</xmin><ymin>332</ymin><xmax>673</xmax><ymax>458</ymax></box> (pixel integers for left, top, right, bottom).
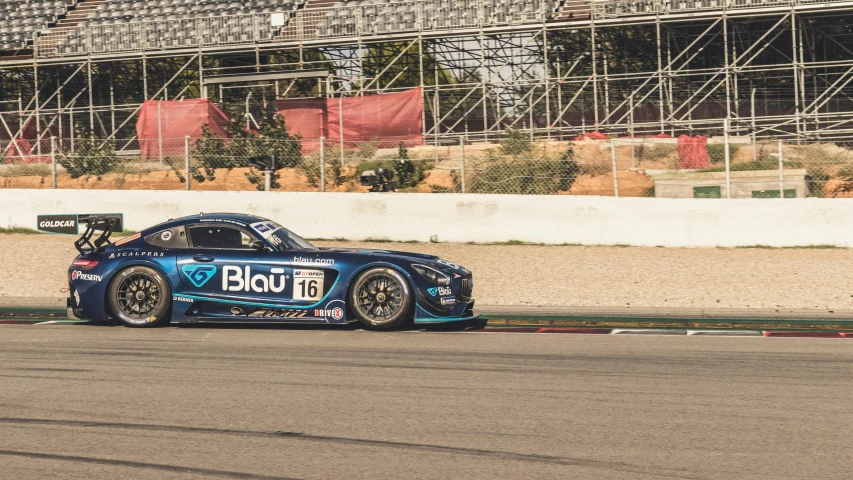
<box><xmin>1</xmin><ymin>0</ymin><xmax>853</xmax><ymax>149</ymax></box>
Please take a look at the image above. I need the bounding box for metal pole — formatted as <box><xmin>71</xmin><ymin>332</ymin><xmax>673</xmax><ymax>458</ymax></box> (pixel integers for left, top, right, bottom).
<box><xmin>69</xmin><ymin>105</ymin><xmax>74</xmax><ymax>153</ymax></box>
<box><xmin>611</xmin><ymin>139</ymin><xmax>619</xmax><ymax>197</ymax></box>
<box><xmin>591</xmin><ymin>20</ymin><xmax>599</xmax><ymax>127</ymax></box>
<box><xmin>109</xmin><ymin>72</ymin><xmax>116</xmax><ymax>138</ymax></box>
<box><xmin>157</xmin><ymin>101</ymin><xmax>163</xmax><ymax>167</ymax></box>
<box><xmin>245</xmin><ymin>92</ymin><xmax>252</xmax><ymax>132</ymax></box>
<box><xmin>418</xmin><ymin>35</ymin><xmax>428</xmax><ymax>142</ymax></box>
<box><xmin>50</xmin><ymin>136</ymin><xmax>56</xmax><ymax>189</ymax></box>
<box><xmin>460</xmin><ymin>137</ymin><xmax>466</xmax><ymax>194</ymax></box>
<box><xmin>655</xmin><ymin>15</ymin><xmax>665</xmax><ymax>133</ymax></box>
<box><xmin>724</xmin><ymin>118</ymin><xmax>731</xmax><ymax>199</ymax></box>
<box><xmin>338</xmin><ymin>96</ymin><xmax>344</xmax><ymax>166</ymax></box>
<box><xmin>629</xmin><ymin>93</ymin><xmax>635</xmax><ymax>169</ymax></box>
<box><xmin>185</xmin><ymin>135</ymin><xmax>190</xmax><ymax>191</ymax></box>
<box><xmin>529</xmin><ymin>103</ymin><xmax>534</xmax><ymax>142</ymax></box>
<box><xmin>723</xmin><ymin>14</ymin><xmax>732</xmax><ymax>127</ymax></box>
<box><xmin>57</xmin><ymin>80</ymin><xmax>62</xmax><ymax>142</ymax></box>
<box><xmin>778</xmin><ymin>139</ymin><xmax>784</xmax><ymax>199</ymax></box>
<box><xmin>33</xmin><ymin>61</ymin><xmax>41</xmax><ymax>156</ymax></box>
<box><xmin>264</xmin><ymin>169</ymin><xmax>271</xmax><ymax>192</ymax></box>
<box><xmin>320</xmin><ymin>136</ymin><xmax>326</xmax><ymax>192</ymax></box>
<box><xmin>791</xmin><ymin>11</ymin><xmax>801</xmax><ymax>141</ymax></box>
<box><xmin>556</xmin><ymin>59</ymin><xmax>562</xmax><ymax>139</ymax></box>
<box><xmin>479</xmin><ymin>32</ymin><xmax>488</xmax><ymax>142</ymax></box>
<box><xmin>543</xmin><ymin>28</ymin><xmax>551</xmax><ymax>140</ymax></box>
<box><xmin>87</xmin><ymin>58</ymin><xmax>94</xmax><ymax>134</ymax></box>
<box><xmin>751</xmin><ymin>88</ymin><xmax>757</xmax><ymax>163</ymax></box>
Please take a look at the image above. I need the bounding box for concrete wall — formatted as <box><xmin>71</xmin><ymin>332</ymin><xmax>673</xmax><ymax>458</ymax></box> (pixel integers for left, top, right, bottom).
<box><xmin>652</xmin><ymin>169</ymin><xmax>808</xmax><ymax>199</ymax></box>
<box><xmin>2</xmin><ymin>189</ymin><xmax>853</xmax><ymax>247</ymax></box>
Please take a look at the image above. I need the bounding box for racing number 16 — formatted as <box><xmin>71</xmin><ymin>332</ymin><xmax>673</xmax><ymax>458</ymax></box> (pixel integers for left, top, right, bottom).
<box><xmin>293</xmin><ymin>269</ymin><xmax>324</xmax><ymax>301</ymax></box>
<box><xmin>297</xmin><ymin>279</ymin><xmax>318</xmax><ymax>299</ymax></box>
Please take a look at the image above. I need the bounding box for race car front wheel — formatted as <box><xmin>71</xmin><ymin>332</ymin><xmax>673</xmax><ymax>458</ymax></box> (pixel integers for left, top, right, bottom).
<box><xmin>349</xmin><ymin>267</ymin><xmax>412</xmax><ymax>330</ymax></box>
<box><xmin>108</xmin><ymin>266</ymin><xmax>171</xmax><ymax>328</ymax></box>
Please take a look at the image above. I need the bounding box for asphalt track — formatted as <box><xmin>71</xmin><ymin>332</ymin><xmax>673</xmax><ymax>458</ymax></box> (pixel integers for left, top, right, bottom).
<box><xmin>1</xmin><ymin>325</ymin><xmax>852</xmax><ymax>479</ymax></box>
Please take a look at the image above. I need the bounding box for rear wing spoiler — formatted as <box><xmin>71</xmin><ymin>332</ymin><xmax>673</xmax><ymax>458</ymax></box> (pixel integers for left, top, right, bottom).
<box><xmin>37</xmin><ymin>214</ymin><xmax>124</xmax><ymax>254</ymax></box>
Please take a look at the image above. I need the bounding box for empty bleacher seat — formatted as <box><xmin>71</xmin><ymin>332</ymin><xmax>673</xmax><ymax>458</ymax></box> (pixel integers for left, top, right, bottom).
<box><xmin>0</xmin><ymin>0</ymin><xmax>69</xmax><ymax>49</ymax></box>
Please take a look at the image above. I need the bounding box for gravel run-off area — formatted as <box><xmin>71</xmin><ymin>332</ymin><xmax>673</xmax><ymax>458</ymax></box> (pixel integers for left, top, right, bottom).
<box><xmin>1</xmin><ymin>234</ymin><xmax>852</xmax><ymax>310</ymax></box>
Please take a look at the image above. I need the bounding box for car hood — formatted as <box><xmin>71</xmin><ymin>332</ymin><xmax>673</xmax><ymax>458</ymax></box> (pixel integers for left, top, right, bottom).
<box><xmin>316</xmin><ymin>247</ymin><xmax>438</xmax><ymax>261</ymax></box>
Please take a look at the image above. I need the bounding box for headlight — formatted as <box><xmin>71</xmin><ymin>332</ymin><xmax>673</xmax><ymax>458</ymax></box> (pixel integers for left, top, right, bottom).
<box><xmin>412</xmin><ymin>264</ymin><xmax>450</xmax><ymax>285</ymax></box>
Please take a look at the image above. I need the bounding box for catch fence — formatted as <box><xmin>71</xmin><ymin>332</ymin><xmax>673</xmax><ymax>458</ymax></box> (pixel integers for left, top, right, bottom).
<box><xmin>2</xmin><ymin>131</ymin><xmax>853</xmax><ymax>198</ymax></box>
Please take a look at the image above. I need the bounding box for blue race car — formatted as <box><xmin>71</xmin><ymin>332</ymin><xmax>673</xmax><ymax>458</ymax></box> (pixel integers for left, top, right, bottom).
<box><xmin>64</xmin><ymin>213</ymin><xmax>476</xmax><ymax>329</ymax></box>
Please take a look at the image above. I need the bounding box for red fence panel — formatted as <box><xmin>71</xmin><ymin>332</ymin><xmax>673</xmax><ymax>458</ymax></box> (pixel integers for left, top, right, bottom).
<box><xmin>677</xmin><ymin>134</ymin><xmax>711</xmax><ymax>169</ymax></box>
<box><xmin>277</xmin><ymin>88</ymin><xmax>423</xmax><ymax>147</ymax></box>
<box><xmin>137</xmin><ymin>99</ymin><xmax>231</xmax><ymax>159</ymax></box>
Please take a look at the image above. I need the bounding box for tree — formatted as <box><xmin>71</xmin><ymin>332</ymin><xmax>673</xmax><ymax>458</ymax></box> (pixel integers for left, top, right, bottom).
<box><xmin>243</xmin><ymin>114</ymin><xmax>303</xmax><ymax>191</ymax></box>
<box><xmin>189</xmin><ymin>113</ymin><xmax>303</xmax><ymax>191</ymax></box>
<box><xmin>391</xmin><ymin>142</ymin><xmax>426</xmax><ymax>188</ymax></box>
<box><xmin>557</xmin><ymin>142</ymin><xmax>580</xmax><ymax>192</ymax></box>
<box><xmin>500</xmin><ymin>128</ymin><xmax>532</xmax><ymax>156</ymax></box>
<box><xmin>58</xmin><ymin>130</ymin><xmax>119</xmax><ymax>179</ymax></box>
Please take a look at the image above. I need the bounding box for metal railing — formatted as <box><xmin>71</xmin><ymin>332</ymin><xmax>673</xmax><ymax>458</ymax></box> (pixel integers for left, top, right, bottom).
<box><xmin>591</xmin><ymin>0</ymin><xmax>849</xmax><ymax>18</ymax></box>
<box><xmin>3</xmin><ymin>131</ymin><xmax>853</xmax><ymax>198</ymax></box>
<box><xmin>35</xmin><ymin>1</ymin><xmax>556</xmax><ymax>59</ymax></box>
<box><xmin>31</xmin><ymin>0</ymin><xmax>853</xmax><ymax>58</ymax></box>
<box><xmin>37</xmin><ymin>13</ymin><xmax>276</xmax><ymax>58</ymax></box>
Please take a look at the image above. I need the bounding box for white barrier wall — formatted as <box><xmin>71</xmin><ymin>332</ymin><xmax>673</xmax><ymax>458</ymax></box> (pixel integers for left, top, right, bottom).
<box><xmin>3</xmin><ymin>189</ymin><xmax>853</xmax><ymax>247</ymax></box>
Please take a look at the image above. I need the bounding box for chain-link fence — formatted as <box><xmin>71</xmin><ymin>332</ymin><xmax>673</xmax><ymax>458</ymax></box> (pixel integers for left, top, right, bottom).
<box><xmin>2</xmin><ymin>129</ymin><xmax>853</xmax><ymax>197</ymax></box>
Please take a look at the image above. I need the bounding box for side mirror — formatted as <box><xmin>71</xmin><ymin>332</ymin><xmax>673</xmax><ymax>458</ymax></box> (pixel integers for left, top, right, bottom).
<box><xmin>249</xmin><ymin>240</ymin><xmax>267</xmax><ymax>251</ymax></box>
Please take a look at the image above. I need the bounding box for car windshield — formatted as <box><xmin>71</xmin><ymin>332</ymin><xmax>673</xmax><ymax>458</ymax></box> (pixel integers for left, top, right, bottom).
<box><xmin>268</xmin><ymin>228</ymin><xmax>317</xmax><ymax>251</ymax></box>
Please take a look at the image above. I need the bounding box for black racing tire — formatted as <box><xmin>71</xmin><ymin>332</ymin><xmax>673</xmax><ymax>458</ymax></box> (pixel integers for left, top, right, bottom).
<box><xmin>349</xmin><ymin>267</ymin><xmax>412</xmax><ymax>330</ymax></box>
<box><xmin>107</xmin><ymin>266</ymin><xmax>172</xmax><ymax>328</ymax></box>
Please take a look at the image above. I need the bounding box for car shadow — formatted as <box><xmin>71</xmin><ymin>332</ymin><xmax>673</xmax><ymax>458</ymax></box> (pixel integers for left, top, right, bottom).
<box><xmin>76</xmin><ymin>317</ymin><xmax>487</xmax><ymax>332</ymax></box>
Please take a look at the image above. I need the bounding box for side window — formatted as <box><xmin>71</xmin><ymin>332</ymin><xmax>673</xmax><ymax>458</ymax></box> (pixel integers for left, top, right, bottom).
<box><xmin>187</xmin><ymin>226</ymin><xmax>254</xmax><ymax>249</ymax></box>
<box><xmin>144</xmin><ymin>226</ymin><xmax>189</xmax><ymax>249</ymax></box>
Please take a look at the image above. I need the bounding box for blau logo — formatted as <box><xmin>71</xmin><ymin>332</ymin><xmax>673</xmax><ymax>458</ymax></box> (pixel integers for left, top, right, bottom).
<box><xmin>182</xmin><ymin>264</ymin><xmax>217</xmax><ymax>288</ymax></box>
<box><xmin>427</xmin><ymin>287</ymin><xmax>438</xmax><ymax>296</ymax></box>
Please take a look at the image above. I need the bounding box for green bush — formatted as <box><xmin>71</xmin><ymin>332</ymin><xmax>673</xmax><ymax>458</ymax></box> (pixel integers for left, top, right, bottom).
<box><xmin>190</xmin><ymin>114</ymin><xmax>303</xmax><ymax>191</ymax></box>
<box><xmin>831</xmin><ymin>165</ymin><xmax>853</xmax><ymax>196</ymax></box>
<box><xmin>1</xmin><ymin>164</ymin><xmax>51</xmax><ymax>177</ymax></box>
<box><xmin>637</xmin><ymin>144</ymin><xmax>677</xmax><ymax>162</ymax></box>
<box><xmin>469</xmin><ymin>158</ymin><xmax>567</xmax><ymax>195</ymax></box>
<box><xmin>58</xmin><ymin>133</ymin><xmax>119</xmax><ymax>179</ymax></box>
<box><xmin>467</xmin><ymin>141</ymin><xmax>579</xmax><ymax>195</ymax></box>
<box><xmin>707</xmin><ymin>144</ymin><xmax>740</xmax><ymax>164</ymax></box>
<box><xmin>354</xmin><ymin>143</ymin><xmax>430</xmax><ymax>189</ymax></box>
<box><xmin>500</xmin><ymin>128</ymin><xmax>532</xmax><ymax>156</ymax></box>
<box><xmin>557</xmin><ymin>142</ymin><xmax>580</xmax><ymax>191</ymax></box>
<box><xmin>807</xmin><ymin>169</ymin><xmax>830</xmax><ymax>197</ymax></box>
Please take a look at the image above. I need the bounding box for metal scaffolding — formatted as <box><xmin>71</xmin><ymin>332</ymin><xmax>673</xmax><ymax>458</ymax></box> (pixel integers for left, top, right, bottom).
<box><xmin>3</xmin><ymin>0</ymin><xmax>853</xmax><ymax>152</ymax></box>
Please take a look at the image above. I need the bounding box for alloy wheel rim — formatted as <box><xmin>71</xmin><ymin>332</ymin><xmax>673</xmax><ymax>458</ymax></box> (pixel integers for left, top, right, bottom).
<box><xmin>116</xmin><ymin>273</ymin><xmax>161</xmax><ymax>318</ymax></box>
<box><xmin>355</xmin><ymin>273</ymin><xmax>404</xmax><ymax>324</ymax></box>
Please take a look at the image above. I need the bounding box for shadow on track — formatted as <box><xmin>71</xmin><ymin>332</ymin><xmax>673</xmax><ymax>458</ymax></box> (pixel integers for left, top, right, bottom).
<box><xmin>75</xmin><ymin>317</ymin><xmax>488</xmax><ymax>332</ymax></box>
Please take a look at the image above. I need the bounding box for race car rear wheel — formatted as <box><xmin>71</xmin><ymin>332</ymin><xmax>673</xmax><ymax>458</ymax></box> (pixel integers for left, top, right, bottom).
<box><xmin>108</xmin><ymin>266</ymin><xmax>171</xmax><ymax>328</ymax></box>
<box><xmin>349</xmin><ymin>267</ymin><xmax>412</xmax><ymax>330</ymax></box>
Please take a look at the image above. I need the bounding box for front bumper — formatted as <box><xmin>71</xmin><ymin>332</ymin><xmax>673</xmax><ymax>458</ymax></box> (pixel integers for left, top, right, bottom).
<box><xmin>414</xmin><ymin>299</ymin><xmax>478</xmax><ymax>324</ymax></box>
<box><xmin>66</xmin><ymin>296</ymin><xmax>82</xmax><ymax>320</ymax></box>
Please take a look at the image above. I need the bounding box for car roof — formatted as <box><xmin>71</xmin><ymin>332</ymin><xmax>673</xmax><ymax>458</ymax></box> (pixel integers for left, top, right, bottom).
<box><xmin>144</xmin><ymin>213</ymin><xmax>272</xmax><ymax>232</ymax></box>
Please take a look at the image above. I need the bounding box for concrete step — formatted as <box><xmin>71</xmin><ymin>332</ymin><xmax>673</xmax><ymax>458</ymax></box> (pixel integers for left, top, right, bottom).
<box><xmin>55</xmin><ymin>0</ymin><xmax>110</xmax><ymax>28</ymax></box>
<box><xmin>304</xmin><ymin>0</ymin><xmax>338</xmax><ymax>8</ymax></box>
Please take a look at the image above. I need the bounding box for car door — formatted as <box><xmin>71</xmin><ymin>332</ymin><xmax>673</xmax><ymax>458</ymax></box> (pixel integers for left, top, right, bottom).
<box><xmin>175</xmin><ymin>223</ymin><xmax>294</xmax><ymax>307</ymax></box>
